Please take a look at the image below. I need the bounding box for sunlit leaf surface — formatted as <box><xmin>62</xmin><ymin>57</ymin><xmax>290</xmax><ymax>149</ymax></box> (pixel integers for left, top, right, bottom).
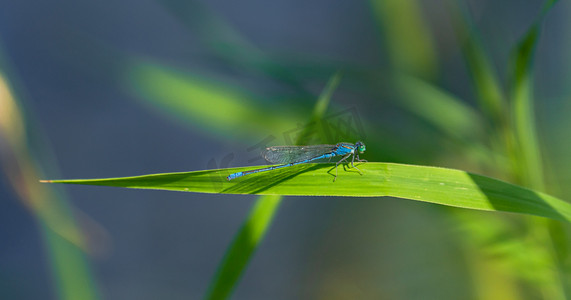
<box><xmin>42</xmin><ymin>162</ymin><xmax>571</xmax><ymax>223</ymax></box>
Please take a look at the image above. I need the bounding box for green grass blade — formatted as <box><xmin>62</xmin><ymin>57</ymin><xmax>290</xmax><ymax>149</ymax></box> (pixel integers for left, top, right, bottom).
<box><xmin>369</xmin><ymin>0</ymin><xmax>438</xmax><ymax>78</ymax></box>
<box><xmin>203</xmin><ymin>73</ymin><xmax>341</xmax><ymax>299</ymax></box>
<box><xmin>448</xmin><ymin>0</ymin><xmax>506</xmax><ymax>122</ymax></box>
<box><xmin>392</xmin><ymin>75</ymin><xmax>503</xmax><ymax>169</ymax></box>
<box><xmin>509</xmin><ymin>1</ymin><xmax>566</xmax><ymax>298</ymax></box>
<box><xmin>125</xmin><ymin>59</ymin><xmax>302</xmax><ymax>140</ymax></box>
<box><xmin>42</xmin><ymin>225</ymin><xmax>100</xmax><ymax>300</ymax></box>
<box><xmin>394</xmin><ymin>74</ymin><xmax>483</xmax><ymax>141</ymax></box>
<box><xmin>205</xmin><ymin>195</ymin><xmax>281</xmax><ymax>300</ymax></box>
<box><xmin>510</xmin><ymin>24</ymin><xmax>543</xmax><ymax>189</ymax></box>
<box><xmin>312</xmin><ymin>71</ymin><xmax>342</xmax><ymax>119</ymax></box>
<box><xmin>509</xmin><ymin>0</ymin><xmax>559</xmax><ymax>190</ymax></box>
<box><xmin>41</xmin><ymin>162</ymin><xmax>571</xmax><ymax>223</ymax></box>
<box><xmin>292</xmin><ymin>71</ymin><xmax>342</xmax><ymax>144</ymax></box>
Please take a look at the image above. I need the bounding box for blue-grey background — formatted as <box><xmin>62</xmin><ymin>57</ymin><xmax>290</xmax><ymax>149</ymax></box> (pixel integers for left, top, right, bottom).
<box><xmin>1</xmin><ymin>0</ymin><xmax>570</xmax><ymax>299</ymax></box>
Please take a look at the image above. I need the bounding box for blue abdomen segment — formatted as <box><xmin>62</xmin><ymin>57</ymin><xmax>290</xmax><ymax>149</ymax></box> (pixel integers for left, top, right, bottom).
<box><xmin>227</xmin><ymin>172</ymin><xmax>244</xmax><ymax>180</ymax></box>
<box><xmin>227</xmin><ymin>152</ymin><xmax>335</xmax><ymax>180</ymax></box>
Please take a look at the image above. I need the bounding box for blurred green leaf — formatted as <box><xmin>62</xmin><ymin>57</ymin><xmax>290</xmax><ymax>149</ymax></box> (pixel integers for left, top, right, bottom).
<box><xmin>540</xmin><ymin>0</ymin><xmax>560</xmax><ymax>16</ymax></box>
<box><xmin>205</xmin><ymin>195</ymin><xmax>281</xmax><ymax>300</ymax></box>
<box><xmin>294</xmin><ymin>71</ymin><xmax>343</xmax><ymax>145</ymax></box>
<box><xmin>370</xmin><ymin>0</ymin><xmax>438</xmax><ymax>78</ymax></box>
<box><xmin>125</xmin><ymin>59</ymin><xmax>302</xmax><ymax>140</ymax></box>
<box><xmin>508</xmin><ymin>1</ymin><xmax>566</xmax><ymax>298</ymax></box>
<box><xmin>0</xmin><ymin>47</ymin><xmax>100</xmax><ymax>300</ymax></box>
<box><xmin>509</xmin><ymin>0</ymin><xmax>559</xmax><ymax>190</ymax></box>
<box><xmin>455</xmin><ymin>211</ymin><xmax>563</xmax><ymax>298</ymax></box>
<box><xmin>42</xmin><ymin>162</ymin><xmax>571</xmax><ymax>223</ymax></box>
<box><xmin>155</xmin><ymin>0</ymin><xmax>318</xmax><ymax>94</ymax></box>
<box><xmin>510</xmin><ymin>24</ymin><xmax>543</xmax><ymax>190</ymax></box>
<box><xmin>394</xmin><ymin>74</ymin><xmax>483</xmax><ymax>141</ymax></box>
<box><xmin>43</xmin><ymin>225</ymin><xmax>101</xmax><ymax>300</ymax></box>
<box><xmin>448</xmin><ymin>0</ymin><xmax>506</xmax><ymax>123</ymax></box>
<box><xmin>156</xmin><ymin>0</ymin><xmax>261</xmax><ymax>60</ymax></box>
<box><xmin>391</xmin><ymin>74</ymin><xmax>505</xmax><ymax>171</ymax></box>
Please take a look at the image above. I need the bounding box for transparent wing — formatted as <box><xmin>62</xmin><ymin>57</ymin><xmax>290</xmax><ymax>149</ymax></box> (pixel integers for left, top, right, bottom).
<box><xmin>262</xmin><ymin>145</ymin><xmax>336</xmax><ymax>164</ymax></box>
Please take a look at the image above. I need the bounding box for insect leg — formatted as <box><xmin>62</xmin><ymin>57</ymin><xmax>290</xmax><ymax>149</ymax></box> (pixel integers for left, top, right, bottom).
<box><xmin>356</xmin><ymin>153</ymin><xmax>368</xmax><ymax>163</ymax></box>
<box><xmin>334</xmin><ymin>153</ymin><xmax>352</xmax><ymax>181</ymax></box>
<box><xmin>350</xmin><ymin>152</ymin><xmax>363</xmax><ymax>175</ymax></box>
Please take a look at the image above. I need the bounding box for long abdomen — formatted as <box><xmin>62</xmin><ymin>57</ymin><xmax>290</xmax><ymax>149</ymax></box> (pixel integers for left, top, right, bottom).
<box><xmin>226</xmin><ymin>153</ymin><xmax>334</xmax><ymax>180</ymax></box>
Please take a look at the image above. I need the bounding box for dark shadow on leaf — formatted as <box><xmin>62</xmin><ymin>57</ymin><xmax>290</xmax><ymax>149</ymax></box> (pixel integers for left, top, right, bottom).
<box><xmin>326</xmin><ymin>162</ymin><xmax>366</xmax><ymax>181</ymax></box>
<box><xmin>468</xmin><ymin>173</ymin><xmax>569</xmax><ymax>222</ymax></box>
<box><xmin>222</xmin><ymin>164</ymin><xmax>327</xmax><ymax>194</ymax></box>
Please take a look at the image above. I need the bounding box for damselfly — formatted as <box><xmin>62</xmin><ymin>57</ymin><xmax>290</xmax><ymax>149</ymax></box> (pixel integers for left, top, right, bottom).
<box><xmin>227</xmin><ymin>141</ymin><xmax>366</xmax><ymax>181</ymax></box>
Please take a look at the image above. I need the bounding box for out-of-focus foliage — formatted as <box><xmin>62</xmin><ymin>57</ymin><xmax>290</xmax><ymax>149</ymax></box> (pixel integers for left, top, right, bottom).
<box><xmin>3</xmin><ymin>0</ymin><xmax>571</xmax><ymax>299</ymax></box>
<box><xmin>0</xmin><ymin>47</ymin><xmax>100</xmax><ymax>300</ymax></box>
<box><xmin>126</xmin><ymin>60</ymin><xmax>304</xmax><ymax>140</ymax></box>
